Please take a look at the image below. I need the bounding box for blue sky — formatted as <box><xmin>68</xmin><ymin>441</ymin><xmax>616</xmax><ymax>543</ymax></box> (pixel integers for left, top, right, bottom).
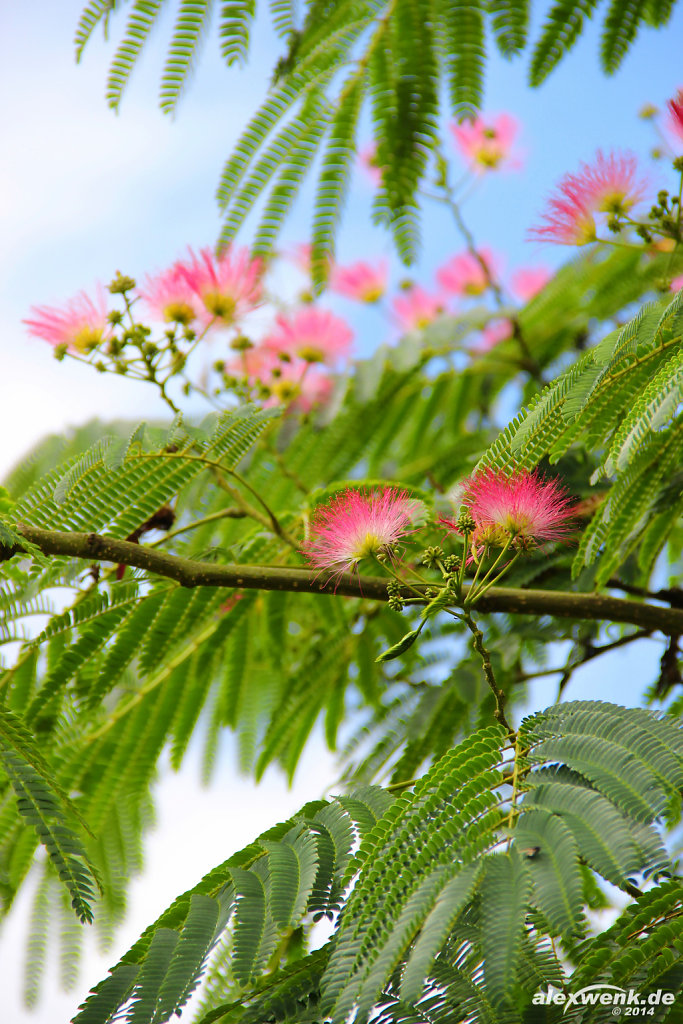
<box><xmin>1</xmin><ymin>1</ymin><xmax>682</xmax><ymax>1019</ymax></box>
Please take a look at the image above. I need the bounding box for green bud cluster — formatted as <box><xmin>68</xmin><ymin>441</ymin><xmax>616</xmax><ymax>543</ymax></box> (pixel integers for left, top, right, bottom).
<box><xmin>421</xmin><ymin>545</ymin><xmax>445</xmax><ymax>569</ymax></box>
<box><xmin>457</xmin><ymin>509</ymin><xmax>476</xmax><ymax>533</ymax></box>
<box><xmin>108</xmin><ymin>273</ymin><xmax>136</xmax><ymax>295</ymax></box>
<box><xmin>386</xmin><ymin>579</ymin><xmax>405</xmax><ymax>612</ymax></box>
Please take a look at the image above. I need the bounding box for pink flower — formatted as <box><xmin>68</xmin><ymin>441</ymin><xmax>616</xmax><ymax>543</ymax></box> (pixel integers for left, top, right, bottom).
<box><xmin>529</xmin><ymin>151</ymin><xmax>648</xmax><ymax>245</ymax></box>
<box><xmin>137</xmin><ymin>264</ymin><xmax>202</xmax><ymax>325</ymax></box>
<box><xmin>578</xmin><ymin>150</ymin><xmax>649</xmax><ymax>214</ymax></box>
<box><xmin>179</xmin><ymin>246</ymin><xmax>263</xmax><ymax>326</ymax></box>
<box><xmin>271</xmin><ymin>362</ymin><xmax>333</xmax><ymax>412</ymax></box>
<box><xmin>670</xmin><ymin>274</ymin><xmax>683</xmax><ymax>292</ymax></box>
<box><xmin>511</xmin><ymin>266</ymin><xmax>552</xmax><ymax>302</ymax></box>
<box><xmin>227</xmin><ymin>344</ymin><xmax>280</xmax><ymax>383</ymax></box>
<box><xmin>473</xmin><ymin>318</ymin><xmax>513</xmax><ymax>353</ymax></box>
<box><xmin>665</xmin><ymin>89</ymin><xmax>683</xmax><ymax>145</ymax></box>
<box><xmin>437</xmin><ymin>248</ymin><xmax>500</xmax><ymax>297</ymax></box>
<box><xmin>358</xmin><ymin>144</ymin><xmax>383</xmax><ymax>186</ymax></box>
<box><xmin>288</xmin><ymin>243</ymin><xmax>314</xmax><ymax>274</ymax></box>
<box><xmin>450</xmin><ymin>113</ymin><xmax>522</xmax><ymax>172</ymax></box>
<box><xmin>330</xmin><ymin>260</ymin><xmax>388</xmax><ymax>303</ymax></box>
<box><xmin>227</xmin><ymin>345</ymin><xmax>333</xmax><ymax>412</ymax></box>
<box><xmin>392</xmin><ymin>286</ymin><xmax>446</xmax><ymax>332</ymax></box>
<box><xmin>264</xmin><ymin>307</ymin><xmax>353</xmax><ymax>365</ymax></box>
<box><xmin>24</xmin><ymin>287</ymin><xmax>111</xmax><ymax>353</ymax></box>
<box><xmin>528</xmin><ymin>178</ymin><xmax>598</xmax><ymax>246</ymax></box>
<box><xmin>304</xmin><ymin>488</ymin><xmax>422</xmax><ymax>577</ymax></box>
<box><xmin>444</xmin><ymin>468</ymin><xmax>576</xmax><ymax>550</ymax></box>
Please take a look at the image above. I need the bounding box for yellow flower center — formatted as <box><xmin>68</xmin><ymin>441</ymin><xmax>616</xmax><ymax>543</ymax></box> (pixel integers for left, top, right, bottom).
<box><xmin>71</xmin><ymin>326</ymin><xmax>104</xmax><ymax>353</ymax></box>
<box><xmin>353</xmin><ymin>532</ymin><xmax>383</xmax><ymax>559</ymax></box>
<box><xmin>271</xmin><ymin>380</ymin><xmax>298</xmax><ymax>402</ymax></box>
<box><xmin>164</xmin><ymin>301</ymin><xmax>195</xmax><ymax>325</ymax></box>
<box><xmin>476</xmin><ymin>148</ymin><xmax>503</xmax><ymax>168</ymax></box>
<box><xmin>297</xmin><ymin>344</ymin><xmax>325</xmax><ymax>363</ymax></box>
<box><xmin>360</xmin><ymin>285</ymin><xmax>384</xmax><ymax>303</ymax></box>
<box><xmin>203</xmin><ymin>292</ymin><xmax>237</xmax><ymax>322</ymax></box>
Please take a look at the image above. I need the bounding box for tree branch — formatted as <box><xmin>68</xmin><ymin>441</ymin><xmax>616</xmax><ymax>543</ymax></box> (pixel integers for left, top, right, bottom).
<box><xmin>4</xmin><ymin>524</ymin><xmax>683</xmax><ymax>634</ymax></box>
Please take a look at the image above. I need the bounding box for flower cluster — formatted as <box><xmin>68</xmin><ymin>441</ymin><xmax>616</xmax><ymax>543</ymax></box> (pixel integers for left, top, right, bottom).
<box><xmin>24</xmin><ymin>287</ymin><xmax>112</xmax><ymax>354</ymax></box>
<box><xmin>443</xmin><ymin>469</ymin><xmax>577</xmax><ymax>552</ymax></box>
<box><xmin>449</xmin><ymin>113</ymin><xmax>522</xmax><ymax>173</ymax></box>
<box><xmin>529</xmin><ymin>150</ymin><xmax>649</xmax><ymax>245</ymax></box>
<box><xmin>24</xmin><ymin>245</ymin><xmax>355</xmax><ymax>415</ymax></box>
<box><xmin>304</xmin><ymin>488</ymin><xmax>423</xmax><ymax>578</ymax></box>
<box><xmin>138</xmin><ymin>246</ymin><xmax>265</xmax><ymax>328</ymax></box>
<box><xmin>224</xmin><ymin>306</ymin><xmax>353</xmax><ymax>411</ymax></box>
<box><xmin>359</xmin><ymin>112</ymin><xmax>522</xmax><ymax>186</ymax></box>
<box><xmin>304</xmin><ymin>471</ymin><xmax>577</xmax><ymax>580</ymax></box>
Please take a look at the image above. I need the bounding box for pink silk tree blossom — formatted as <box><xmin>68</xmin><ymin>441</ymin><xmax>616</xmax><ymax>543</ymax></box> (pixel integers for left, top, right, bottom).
<box><xmin>473</xmin><ymin>318</ymin><xmax>514</xmax><ymax>353</ymax></box>
<box><xmin>529</xmin><ymin>150</ymin><xmax>648</xmax><ymax>245</ymax></box>
<box><xmin>330</xmin><ymin>260</ymin><xmax>389</xmax><ymax>303</ymax></box>
<box><xmin>437</xmin><ymin>247</ymin><xmax>500</xmax><ymax>296</ymax></box>
<box><xmin>528</xmin><ymin>178</ymin><xmax>598</xmax><ymax>245</ymax></box>
<box><xmin>443</xmin><ymin>468</ymin><xmax>577</xmax><ymax>550</ymax></box>
<box><xmin>263</xmin><ymin>307</ymin><xmax>353</xmax><ymax>365</ymax></box>
<box><xmin>665</xmin><ymin>88</ymin><xmax>683</xmax><ymax>145</ymax></box>
<box><xmin>304</xmin><ymin>488</ymin><xmax>422</xmax><ymax>577</ymax></box>
<box><xmin>24</xmin><ymin>287</ymin><xmax>111</xmax><ymax>353</ymax></box>
<box><xmin>577</xmin><ymin>150</ymin><xmax>649</xmax><ymax>214</ymax></box>
<box><xmin>511</xmin><ymin>266</ymin><xmax>552</xmax><ymax>302</ymax></box>
<box><xmin>392</xmin><ymin>286</ymin><xmax>446</xmax><ymax>332</ymax></box>
<box><xmin>227</xmin><ymin>344</ymin><xmax>333</xmax><ymax>411</ymax></box>
<box><xmin>179</xmin><ymin>246</ymin><xmax>264</xmax><ymax>326</ymax></box>
<box><xmin>450</xmin><ymin>113</ymin><xmax>522</xmax><ymax>172</ymax></box>
<box><xmin>137</xmin><ymin>264</ymin><xmax>202</xmax><ymax>325</ymax></box>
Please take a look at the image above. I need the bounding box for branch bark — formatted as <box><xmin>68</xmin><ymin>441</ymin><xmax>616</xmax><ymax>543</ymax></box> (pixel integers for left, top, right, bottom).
<box><xmin>5</xmin><ymin>523</ymin><xmax>683</xmax><ymax>634</ymax></box>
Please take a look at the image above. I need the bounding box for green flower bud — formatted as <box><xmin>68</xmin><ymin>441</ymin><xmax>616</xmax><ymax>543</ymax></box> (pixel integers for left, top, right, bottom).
<box><xmin>457</xmin><ymin>509</ymin><xmax>476</xmax><ymax>534</ymax></box>
<box><xmin>108</xmin><ymin>272</ymin><xmax>137</xmax><ymax>294</ymax></box>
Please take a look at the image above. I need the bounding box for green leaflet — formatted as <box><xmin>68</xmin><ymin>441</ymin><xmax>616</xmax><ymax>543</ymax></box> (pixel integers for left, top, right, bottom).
<box><xmin>600</xmin><ymin>0</ymin><xmax>650</xmax><ymax>72</ymax></box>
<box><xmin>74</xmin><ymin>0</ymin><xmax>677</xmax><ymax>258</ymax></box>
<box><xmin>74</xmin><ymin>0</ymin><xmax>118</xmax><ymax>62</ymax></box>
<box><xmin>399</xmin><ymin>860</ymin><xmax>483</xmax><ymax>1002</ymax></box>
<box><xmin>73</xmin><ymin>787</ymin><xmax>390</xmax><ymax>1023</ymax></box>
<box><xmin>160</xmin><ymin>0</ymin><xmax>214</xmax><ymax>112</ymax></box>
<box><xmin>0</xmin><ymin>748</ymin><xmax>100</xmax><ymax>924</ymax></box>
<box><xmin>512</xmin><ymin>809</ymin><xmax>584</xmax><ymax>936</ymax></box>
<box><xmin>479</xmin><ymin>849</ymin><xmax>532</xmax><ymax>1004</ymax></box>
<box><xmin>529</xmin><ymin>0</ymin><xmax>601</xmax><ymax>85</ymax></box>
<box><xmin>105</xmin><ymin>1</ymin><xmax>166</xmax><ymax>111</ymax></box>
<box><xmin>570</xmin><ymin>879</ymin><xmax>683</xmax><ymax>998</ymax></box>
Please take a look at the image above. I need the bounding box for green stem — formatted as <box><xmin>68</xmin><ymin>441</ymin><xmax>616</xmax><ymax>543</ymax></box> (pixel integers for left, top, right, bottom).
<box><xmin>461</xmin><ymin>608</ymin><xmax>514</xmax><ymax>736</ymax></box>
<box><xmin>472</xmin><ymin>550</ymin><xmax>522</xmax><ymax>603</ymax></box>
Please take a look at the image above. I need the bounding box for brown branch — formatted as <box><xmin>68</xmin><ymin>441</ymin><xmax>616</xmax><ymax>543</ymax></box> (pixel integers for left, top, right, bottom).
<box><xmin>4</xmin><ymin>524</ymin><xmax>683</xmax><ymax>634</ymax></box>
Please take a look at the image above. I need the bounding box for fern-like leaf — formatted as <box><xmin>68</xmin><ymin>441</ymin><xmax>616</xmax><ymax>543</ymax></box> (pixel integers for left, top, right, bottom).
<box><xmin>489</xmin><ymin>0</ymin><xmax>529</xmax><ymax>56</ymax></box>
<box><xmin>105</xmin><ymin>1</ymin><xmax>166</xmax><ymax>111</ymax></box>
<box><xmin>218</xmin><ymin>0</ymin><xmax>255</xmax><ymax>64</ymax></box>
<box><xmin>529</xmin><ymin>0</ymin><xmax>600</xmax><ymax>86</ymax></box>
<box><xmin>74</xmin><ymin>0</ymin><xmax>118</xmax><ymax>61</ymax></box>
<box><xmin>160</xmin><ymin>0</ymin><xmax>214</xmax><ymax>113</ymax></box>
<box><xmin>0</xmin><ymin>748</ymin><xmax>99</xmax><ymax>923</ymax></box>
<box><xmin>601</xmin><ymin>0</ymin><xmax>649</xmax><ymax>72</ymax></box>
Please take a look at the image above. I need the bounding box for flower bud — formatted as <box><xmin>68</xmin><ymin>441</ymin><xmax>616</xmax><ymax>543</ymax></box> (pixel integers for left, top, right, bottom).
<box><xmin>108</xmin><ymin>273</ymin><xmax>137</xmax><ymax>295</ymax></box>
<box><xmin>457</xmin><ymin>510</ymin><xmax>476</xmax><ymax>534</ymax></box>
